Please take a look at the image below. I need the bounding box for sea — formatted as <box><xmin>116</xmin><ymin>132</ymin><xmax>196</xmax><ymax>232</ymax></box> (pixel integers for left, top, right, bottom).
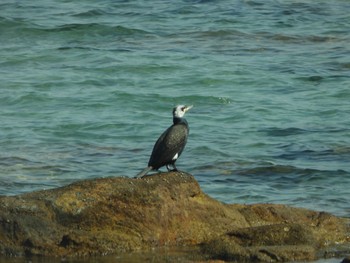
<box><xmin>1</xmin><ymin>0</ymin><xmax>349</xmax><ymax>261</ymax></box>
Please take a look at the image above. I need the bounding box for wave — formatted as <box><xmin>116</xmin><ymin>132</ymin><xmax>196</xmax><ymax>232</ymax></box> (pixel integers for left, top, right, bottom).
<box><xmin>235</xmin><ymin>164</ymin><xmax>346</xmax><ymax>177</ymax></box>
<box><xmin>53</xmin><ymin>23</ymin><xmax>148</xmax><ymax>35</ymax></box>
<box><xmin>1</xmin><ymin>16</ymin><xmax>152</xmax><ymax>43</ymax></box>
<box><xmin>193</xmin><ymin>158</ymin><xmax>348</xmax><ymax>179</ymax></box>
<box><xmin>72</xmin><ymin>9</ymin><xmax>109</xmax><ymax>17</ymax></box>
<box><xmin>0</xmin><ymin>156</ymin><xmax>70</xmax><ymax>174</ymax></box>
<box><xmin>262</xmin><ymin>127</ymin><xmax>308</xmax><ymax>137</ymax></box>
<box><xmin>0</xmin><ymin>156</ymin><xmax>33</xmax><ymax>166</ymax></box>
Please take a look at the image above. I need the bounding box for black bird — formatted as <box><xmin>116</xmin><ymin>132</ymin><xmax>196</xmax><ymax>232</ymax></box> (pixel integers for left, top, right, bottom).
<box><xmin>136</xmin><ymin>105</ymin><xmax>193</xmax><ymax>178</ymax></box>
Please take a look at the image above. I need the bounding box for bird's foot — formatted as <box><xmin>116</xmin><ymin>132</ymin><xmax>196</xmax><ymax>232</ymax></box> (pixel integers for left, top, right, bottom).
<box><xmin>170</xmin><ymin>164</ymin><xmax>178</xmax><ymax>172</ymax></box>
<box><xmin>166</xmin><ymin>164</ymin><xmax>178</xmax><ymax>172</ymax></box>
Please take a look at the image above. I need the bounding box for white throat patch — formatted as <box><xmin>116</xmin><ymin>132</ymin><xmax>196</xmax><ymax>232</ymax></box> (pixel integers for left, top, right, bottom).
<box><xmin>173</xmin><ymin>105</ymin><xmax>186</xmax><ymax>118</ymax></box>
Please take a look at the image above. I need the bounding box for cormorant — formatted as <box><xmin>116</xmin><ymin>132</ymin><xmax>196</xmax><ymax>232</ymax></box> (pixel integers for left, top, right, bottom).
<box><xmin>136</xmin><ymin>105</ymin><xmax>193</xmax><ymax>178</ymax></box>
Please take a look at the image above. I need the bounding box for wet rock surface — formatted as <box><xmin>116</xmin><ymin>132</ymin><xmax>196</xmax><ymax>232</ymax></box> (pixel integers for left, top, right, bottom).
<box><xmin>0</xmin><ymin>172</ymin><xmax>349</xmax><ymax>262</ymax></box>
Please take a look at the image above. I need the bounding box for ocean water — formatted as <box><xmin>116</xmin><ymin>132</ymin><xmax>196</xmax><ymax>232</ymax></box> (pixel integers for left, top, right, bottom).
<box><xmin>1</xmin><ymin>0</ymin><xmax>350</xmax><ymax>226</ymax></box>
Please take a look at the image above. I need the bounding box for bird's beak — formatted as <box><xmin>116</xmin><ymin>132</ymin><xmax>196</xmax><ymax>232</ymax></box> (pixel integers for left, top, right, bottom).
<box><xmin>184</xmin><ymin>105</ymin><xmax>193</xmax><ymax>112</ymax></box>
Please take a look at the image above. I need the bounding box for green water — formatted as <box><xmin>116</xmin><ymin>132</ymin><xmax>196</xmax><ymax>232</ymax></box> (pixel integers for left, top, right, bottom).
<box><xmin>1</xmin><ymin>0</ymin><xmax>349</xmax><ymax>220</ymax></box>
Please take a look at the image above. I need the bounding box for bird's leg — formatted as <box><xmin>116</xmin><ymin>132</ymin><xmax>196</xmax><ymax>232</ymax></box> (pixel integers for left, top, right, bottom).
<box><xmin>166</xmin><ymin>164</ymin><xmax>178</xmax><ymax>172</ymax></box>
<box><xmin>171</xmin><ymin>163</ymin><xmax>178</xmax><ymax>172</ymax></box>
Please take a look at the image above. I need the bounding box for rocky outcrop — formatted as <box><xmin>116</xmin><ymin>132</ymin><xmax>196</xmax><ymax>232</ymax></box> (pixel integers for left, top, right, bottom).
<box><xmin>0</xmin><ymin>172</ymin><xmax>349</xmax><ymax>262</ymax></box>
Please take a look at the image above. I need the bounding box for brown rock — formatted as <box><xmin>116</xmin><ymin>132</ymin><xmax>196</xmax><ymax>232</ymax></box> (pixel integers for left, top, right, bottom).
<box><xmin>0</xmin><ymin>172</ymin><xmax>349</xmax><ymax>262</ymax></box>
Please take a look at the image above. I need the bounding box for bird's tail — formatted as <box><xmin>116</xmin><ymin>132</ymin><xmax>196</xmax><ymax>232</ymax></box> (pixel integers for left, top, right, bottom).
<box><xmin>135</xmin><ymin>166</ymin><xmax>153</xmax><ymax>178</ymax></box>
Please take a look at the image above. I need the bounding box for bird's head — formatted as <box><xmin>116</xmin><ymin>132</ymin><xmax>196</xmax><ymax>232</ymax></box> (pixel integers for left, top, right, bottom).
<box><xmin>173</xmin><ymin>105</ymin><xmax>193</xmax><ymax>118</ymax></box>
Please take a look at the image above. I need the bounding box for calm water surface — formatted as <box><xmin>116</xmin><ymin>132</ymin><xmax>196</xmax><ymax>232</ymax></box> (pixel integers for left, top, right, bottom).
<box><xmin>1</xmin><ymin>0</ymin><xmax>349</xmax><ymax>236</ymax></box>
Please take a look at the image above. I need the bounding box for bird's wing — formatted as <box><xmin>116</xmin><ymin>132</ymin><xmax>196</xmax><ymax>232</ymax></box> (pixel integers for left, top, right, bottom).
<box><xmin>148</xmin><ymin>124</ymin><xmax>188</xmax><ymax>169</ymax></box>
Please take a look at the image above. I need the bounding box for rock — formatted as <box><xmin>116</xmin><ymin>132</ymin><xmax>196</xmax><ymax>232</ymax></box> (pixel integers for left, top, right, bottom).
<box><xmin>0</xmin><ymin>172</ymin><xmax>349</xmax><ymax>262</ymax></box>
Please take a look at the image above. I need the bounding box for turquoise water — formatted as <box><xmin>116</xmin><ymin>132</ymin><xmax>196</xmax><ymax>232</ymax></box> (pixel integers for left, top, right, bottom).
<box><xmin>1</xmin><ymin>0</ymin><xmax>350</xmax><ymax>224</ymax></box>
